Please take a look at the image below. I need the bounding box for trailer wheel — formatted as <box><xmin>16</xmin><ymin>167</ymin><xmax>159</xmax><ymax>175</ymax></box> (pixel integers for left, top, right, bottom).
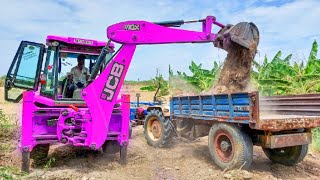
<box><xmin>30</xmin><ymin>144</ymin><xmax>50</xmax><ymax>161</ymax></box>
<box><xmin>208</xmin><ymin>123</ymin><xmax>253</xmax><ymax>169</ymax></box>
<box><xmin>144</xmin><ymin>109</ymin><xmax>172</xmax><ymax>147</ymax></box>
<box><xmin>102</xmin><ymin>141</ymin><xmax>120</xmax><ymax>154</ymax></box>
<box><xmin>262</xmin><ymin>145</ymin><xmax>308</xmax><ymax>166</ymax></box>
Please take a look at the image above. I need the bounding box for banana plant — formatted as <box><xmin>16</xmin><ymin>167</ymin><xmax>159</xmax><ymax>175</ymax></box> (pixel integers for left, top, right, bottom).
<box><xmin>252</xmin><ymin>41</ymin><xmax>320</xmax><ymax>95</ymax></box>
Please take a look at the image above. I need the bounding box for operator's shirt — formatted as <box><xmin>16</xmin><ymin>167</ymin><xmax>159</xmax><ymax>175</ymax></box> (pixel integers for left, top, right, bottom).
<box><xmin>70</xmin><ymin>66</ymin><xmax>89</xmax><ymax>85</ymax></box>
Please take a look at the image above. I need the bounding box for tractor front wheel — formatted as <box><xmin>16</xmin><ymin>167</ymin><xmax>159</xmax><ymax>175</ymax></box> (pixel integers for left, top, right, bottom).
<box><xmin>262</xmin><ymin>145</ymin><xmax>308</xmax><ymax>166</ymax></box>
<box><xmin>144</xmin><ymin>110</ymin><xmax>172</xmax><ymax>147</ymax></box>
<box><xmin>208</xmin><ymin>123</ymin><xmax>253</xmax><ymax>169</ymax></box>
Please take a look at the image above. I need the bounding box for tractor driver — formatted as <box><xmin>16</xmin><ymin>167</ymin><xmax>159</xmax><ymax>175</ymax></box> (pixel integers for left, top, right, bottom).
<box><xmin>69</xmin><ymin>54</ymin><xmax>90</xmax><ymax>92</ymax></box>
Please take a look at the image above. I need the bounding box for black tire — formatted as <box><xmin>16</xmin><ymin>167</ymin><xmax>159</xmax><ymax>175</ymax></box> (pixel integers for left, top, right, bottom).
<box><xmin>176</xmin><ymin>119</ymin><xmax>193</xmax><ymax>136</ymax></box>
<box><xmin>102</xmin><ymin>141</ymin><xmax>120</xmax><ymax>154</ymax></box>
<box><xmin>144</xmin><ymin>109</ymin><xmax>172</xmax><ymax>147</ymax></box>
<box><xmin>30</xmin><ymin>144</ymin><xmax>50</xmax><ymax>161</ymax></box>
<box><xmin>262</xmin><ymin>145</ymin><xmax>308</xmax><ymax>166</ymax></box>
<box><xmin>208</xmin><ymin>123</ymin><xmax>253</xmax><ymax>169</ymax></box>
<box><xmin>120</xmin><ymin>145</ymin><xmax>127</xmax><ymax>165</ymax></box>
<box><xmin>129</xmin><ymin>122</ymin><xmax>133</xmax><ymax>139</ymax></box>
<box><xmin>21</xmin><ymin>151</ymin><xmax>30</xmax><ymax>173</ymax></box>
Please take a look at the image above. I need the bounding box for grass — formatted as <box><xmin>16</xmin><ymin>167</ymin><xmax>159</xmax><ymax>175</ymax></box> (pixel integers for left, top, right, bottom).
<box><xmin>0</xmin><ymin>110</ymin><xmax>23</xmax><ymax>180</ymax></box>
<box><xmin>0</xmin><ymin>110</ymin><xmax>17</xmax><ymax>139</ymax></box>
<box><xmin>0</xmin><ymin>166</ymin><xmax>24</xmax><ymax>180</ymax></box>
<box><xmin>44</xmin><ymin>157</ymin><xmax>56</xmax><ymax>170</ymax></box>
<box><xmin>0</xmin><ymin>143</ymin><xmax>12</xmax><ymax>152</ymax></box>
<box><xmin>312</xmin><ymin>127</ymin><xmax>320</xmax><ymax>151</ymax></box>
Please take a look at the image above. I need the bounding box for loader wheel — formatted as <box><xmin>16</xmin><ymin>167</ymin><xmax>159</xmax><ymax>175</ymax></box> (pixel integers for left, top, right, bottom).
<box><xmin>21</xmin><ymin>151</ymin><xmax>30</xmax><ymax>173</ymax></box>
<box><xmin>262</xmin><ymin>145</ymin><xmax>308</xmax><ymax>166</ymax></box>
<box><xmin>120</xmin><ymin>145</ymin><xmax>127</xmax><ymax>165</ymax></box>
<box><xmin>208</xmin><ymin>123</ymin><xmax>253</xmax><ymax>169</ymax></box>
<box><xmin>102</xmin><ymin>141</ymin><xmax>120</xmax><ymax>154</ymax></box>
<box><xmin>129</xmin><ymin>121</ymin><xmax>132</xmax><ymax>139</ymax></box>
<box><xmin>30</xmin><ymin>144</ymin><xmax>50</xmax><ymax>161</ymax></box>
<box><xmin>144</xmin><ymin>110</ymin><xmax>172</xmax><ymax>147</ymax></box>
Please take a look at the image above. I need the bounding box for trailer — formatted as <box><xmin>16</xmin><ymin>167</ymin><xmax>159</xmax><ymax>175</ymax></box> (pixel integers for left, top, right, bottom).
<box><xmin>144</xmin><ymin>91</ymin><xmax>320</xmax><ymax>169</ymax></box>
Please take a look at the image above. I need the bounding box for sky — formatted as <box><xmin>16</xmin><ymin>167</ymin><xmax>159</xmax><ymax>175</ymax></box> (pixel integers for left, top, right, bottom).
<box><xmin>0</xmin><ymin>0</ymin><xmax>319</xmax><ymax>80</ymax></box>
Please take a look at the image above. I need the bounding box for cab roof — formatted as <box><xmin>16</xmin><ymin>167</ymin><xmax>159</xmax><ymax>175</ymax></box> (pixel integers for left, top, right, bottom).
<box><xmin>46</xmin><ymin>35</ymin><xmax>114</xmax><ymax>48</ymax></box>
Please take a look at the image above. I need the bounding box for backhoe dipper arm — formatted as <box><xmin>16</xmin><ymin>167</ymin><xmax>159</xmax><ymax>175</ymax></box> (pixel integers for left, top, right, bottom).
<box><xmin>107</xmin><ymin>16</ymin><xmax>219</xmax><ymax>44</ymax></box>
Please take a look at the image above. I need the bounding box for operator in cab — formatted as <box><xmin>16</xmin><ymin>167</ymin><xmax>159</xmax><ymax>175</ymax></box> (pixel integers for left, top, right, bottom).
<box><xmin>69</xmin><ymin>54</ymin><xmax>90</xmax><ymax>92</ymax></box>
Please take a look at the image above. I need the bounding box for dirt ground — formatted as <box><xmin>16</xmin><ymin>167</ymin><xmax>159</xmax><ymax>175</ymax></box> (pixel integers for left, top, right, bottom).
<box><xmin>1</xmin><ymin>87</ymin><xmax>320</xmax><ymax>180</ymax></box>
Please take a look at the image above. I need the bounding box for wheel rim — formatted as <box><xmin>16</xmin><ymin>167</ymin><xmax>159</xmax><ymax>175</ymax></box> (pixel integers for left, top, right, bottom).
<box><xmin>147</xmin><ymin>117</ymin><xmax>162</xmax><ymax>140</ymax></box>
<box><xmin>214</xmin><ymin>130</ymin><xmax>234</xmax><ymax>162</ymax></box>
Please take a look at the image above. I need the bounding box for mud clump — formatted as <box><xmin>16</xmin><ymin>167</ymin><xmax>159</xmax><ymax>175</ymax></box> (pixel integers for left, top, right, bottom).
<box><xmin>212</xmin><ymin>42</ymin><xmax>257</xmax><ymax>93</ymax></box>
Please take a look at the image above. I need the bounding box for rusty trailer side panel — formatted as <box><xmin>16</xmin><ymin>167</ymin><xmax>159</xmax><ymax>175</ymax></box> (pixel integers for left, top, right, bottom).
<box><xmin>255</xmin><ymin>116</ymin><xmax>320</xmax><ymax>131</ymax></box>
<box><xmin>256</xmin><ymin>132</ymin><xmax>312</xmax><ymax>149</ymax></box>
<box><xmin>256</xmin><ymin>93</ymin><xmax>320</xmax><ymax>131</ymax></box>
<box><xmin>260</xmin><ymin>93</ymin><xmax>320</xmax><ymax>116</ymax></box>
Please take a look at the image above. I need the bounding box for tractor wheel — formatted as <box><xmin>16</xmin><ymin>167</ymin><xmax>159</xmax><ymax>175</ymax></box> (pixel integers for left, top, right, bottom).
<box><xmin>262</xmin><ymin>145</ymin><xmax>308</xmax><ymax>166</ymax></box>
<box><xmin>144</xmin><ymin>109</ymin><xmax>172</xmax><ymax>147</ymax></box>
<box><xmin>208</xmin><ymin>123</ymin><xmax>253</xmax><ymax>169</ymax></box>
<box><xmin>102</xmin><ymin>141</ymin><xmax>120</xmax><ymax>154</ymax></box>
<box><xmin>30</xmin><ymin>144</ymin><xmax>50</xmax><ymax>161</ymax></box>
<box><xmin>176</xmin><ymin>119</ymin><xmax>193</xmax><ymax>136</ymax></box>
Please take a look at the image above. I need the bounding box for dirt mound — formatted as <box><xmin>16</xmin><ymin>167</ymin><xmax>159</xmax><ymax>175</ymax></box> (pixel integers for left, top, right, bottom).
<box><xmin>212</xmin><ymin>42</ymin><xmax>257</xmax><ymax>93</ymax></box>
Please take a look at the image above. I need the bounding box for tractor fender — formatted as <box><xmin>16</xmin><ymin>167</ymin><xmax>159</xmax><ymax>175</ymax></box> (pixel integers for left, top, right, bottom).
<box><xmin>146</xmin><ymin>106</ymin><xmax>170</xmax><ymax>117</ymax></box>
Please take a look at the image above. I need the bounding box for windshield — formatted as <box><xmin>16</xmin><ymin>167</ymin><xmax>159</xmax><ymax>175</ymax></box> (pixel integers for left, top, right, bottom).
<box><xmin>59</xmin><ymin>53</ymin><xmax>96</xmax><ymax>80</ymax></box>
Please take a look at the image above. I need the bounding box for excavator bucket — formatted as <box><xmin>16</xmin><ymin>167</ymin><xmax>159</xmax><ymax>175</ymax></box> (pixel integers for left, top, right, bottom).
<box><xmin>214</xmin><ymin>22</ymin><xmax>259</xmax><ymax>52</ymax></box>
